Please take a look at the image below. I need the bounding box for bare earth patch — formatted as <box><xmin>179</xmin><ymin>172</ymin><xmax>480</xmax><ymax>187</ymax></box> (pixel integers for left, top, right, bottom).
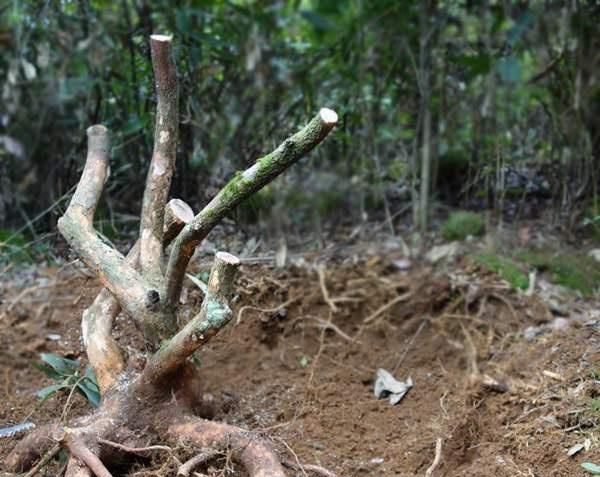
<box><xmin>1</xmin><ymin>256</ymin><xmax>599</xmax><ymax>476</ymax></box>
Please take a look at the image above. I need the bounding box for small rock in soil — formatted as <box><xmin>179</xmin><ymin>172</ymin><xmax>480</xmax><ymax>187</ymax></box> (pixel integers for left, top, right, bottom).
<box><xmin>426</xmin><ymin>242</ymin><xmax>460</xmax><ymax>264</ymax></box>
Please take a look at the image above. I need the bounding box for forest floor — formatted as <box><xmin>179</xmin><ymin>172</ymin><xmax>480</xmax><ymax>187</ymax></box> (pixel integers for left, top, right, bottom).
<box><xmin>0</xmin><ymin>242</ymin><xmax>599</xmax><ymax>477</ymax></box>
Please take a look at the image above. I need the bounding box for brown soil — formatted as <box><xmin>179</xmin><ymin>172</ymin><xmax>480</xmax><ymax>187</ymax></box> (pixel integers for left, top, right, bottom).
<box><xmin>1</xmin><ymin>256</ymin><xmax>599</xmax><ymax>476</ymax></box>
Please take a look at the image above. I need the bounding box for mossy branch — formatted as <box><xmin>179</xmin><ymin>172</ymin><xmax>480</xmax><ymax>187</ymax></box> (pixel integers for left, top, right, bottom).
<box><xmin>141</xmin><ymin>252</ymin><xmax>240</xmax><ymax>386</ymax></box>
<box><xmin>163</xmin><ymin>108</ymin><xmax>338</xmax><ymax>308</ymax></box>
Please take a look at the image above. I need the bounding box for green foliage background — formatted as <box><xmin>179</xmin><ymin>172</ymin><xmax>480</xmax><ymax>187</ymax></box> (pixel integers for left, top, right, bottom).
<box><xmin>0</xmin><ymin>0</ymin><xmax>598</xmax><ymax>240</ymax></box>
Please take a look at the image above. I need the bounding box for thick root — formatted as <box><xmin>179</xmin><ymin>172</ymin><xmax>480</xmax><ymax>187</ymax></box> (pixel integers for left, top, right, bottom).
<box><xmin>169</xmin><ymin>415</ymin><xmax>287</xmax><ymax>477</ymax></box>
<box><xmin>63</xmin><ymin>433</ymin><xmax>113</xmax><ymax>477</ymax></box>
<box><xmin>5</xmin><ymin>423</ymin><xmax>60</xmax><ymax>472</ymax></box>
<box><xmin>65</xmin><ymin>456</ymin><xmax>93</xmax><ymax>477</ymax></box>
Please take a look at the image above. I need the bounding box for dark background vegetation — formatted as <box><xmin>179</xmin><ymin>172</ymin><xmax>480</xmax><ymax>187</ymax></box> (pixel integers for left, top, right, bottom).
<box><xmin>1</xmin><ymin>0</ymin><xmax>599</xmax><ymax>258</ymax></box>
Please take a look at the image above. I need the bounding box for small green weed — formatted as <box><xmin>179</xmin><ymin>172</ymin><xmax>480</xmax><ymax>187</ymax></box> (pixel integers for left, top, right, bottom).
<box><xmin>474</xmin><ymin>253</ymin><xmax>529</xmax><ymax>290</ymax></box>
<box><xmin>298</xmin><ymin>355</ymin><xmax>311</xmax><ymax>368</ymax></box>
<box><xmin>518</xmin><ymin>250</ymin><xmax>600</xmax><ymax>297</ymax></box>
<box><xmin>34</xmin><ymin>353</ymin><xmax>100</xmax><ymax>407</ymax></box>
<box><xmin>441</xmin><ymin>211</ymin><xmax>485</xmax><ymax>241</ymax></box>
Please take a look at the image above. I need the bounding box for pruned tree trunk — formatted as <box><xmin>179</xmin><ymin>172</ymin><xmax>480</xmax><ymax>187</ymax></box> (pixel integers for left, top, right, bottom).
<box><xmin>7</xmin><ymin>34</ymin><xmax>338</xmax><ymax>477</ymax></box>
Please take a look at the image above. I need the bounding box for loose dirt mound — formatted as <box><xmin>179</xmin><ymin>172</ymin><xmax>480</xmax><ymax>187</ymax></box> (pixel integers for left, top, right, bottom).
<box><xmin>1</xmin><ymin>257</ymin><xmax>599</xmax><ymax>476</ymax></box>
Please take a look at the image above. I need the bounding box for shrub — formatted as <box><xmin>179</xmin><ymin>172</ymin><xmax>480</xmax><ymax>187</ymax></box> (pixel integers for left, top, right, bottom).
<box><xmin>441</xmin><ymin>211</ymin><xmax>485</xmax><ymax>241</ymax></box>
<box><xmin>518</xmin><ymin>250</ymin><xmax>600</xmax><ymax>297</ymax></box>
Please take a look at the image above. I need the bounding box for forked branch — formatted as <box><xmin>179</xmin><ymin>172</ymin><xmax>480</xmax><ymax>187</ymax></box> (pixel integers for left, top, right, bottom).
<box><xmin>84</xmin><ymin>199</ymin><xmax>194</xmax><ymax>393</ymax></box>
<box><xmin>141</xmin><ymin>252</ymin><xmax>240</xmax><ymax>386</ymax></box>
<box><xmin>58</xmin><ymin>126</ymin><xmax>153</xmax><ymax>321</ymax></box>
<box><xmin>10</xmin><ymin>32</ymin><xmax>341</xmax><ymax>477</ymax></box>
<box><xmin>164</xmin><ymin>108</ymin><xmax>338</xmax><ymax>308</ymax></box>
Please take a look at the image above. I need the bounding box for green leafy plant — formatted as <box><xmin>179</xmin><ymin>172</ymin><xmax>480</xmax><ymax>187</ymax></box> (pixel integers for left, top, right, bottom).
<box><xmin>34</xmin><ymin>353</ymin><xmax>100</xmax><ymax>407</ymax></box>
<box><xmin>0</xmin><ymin>229</ymin><xmax>55</xmax><ymax>265</ymax></box>
<box><xmin>441</xmin><ymin>211</ymin><xmax>485</xmax><ymax>241</ymax></box>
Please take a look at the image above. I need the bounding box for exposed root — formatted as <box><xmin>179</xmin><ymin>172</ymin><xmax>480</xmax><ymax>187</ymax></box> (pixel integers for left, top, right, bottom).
<box><xmin>22</xmin><ymin>443</ymin><xmax>60</xmax><ymax>477</ymax></box>
<box><xmin>65</xmin><ymin>456</ymin><xmax>93</xmax><ymax>477</ymax></box>
<box><xmin>169</xmin><ymin>415</ymin><xmax>287</xmax><ymax>477</ymax></box>
<box><xmin>64</xmin><ymin>433</ymin><xmax>113</xmax><ymax>477</ymax></box>
<box><xmin>177</xmin><ymin>449</ymin><xmax>220</xmax><ymax>476</ymax></box>
<box><xmin>277</xmin><ymin>436</ymin><xmax>340</xmax><ymax>476</ymax></box>
<box><xmin>317</xmin><ymin>264</ymin><xmax>339</xmax><ymax>313</ymax></box>
<box><xmin>98</xmin><ymin>437</ymin><xmax>174</xmax><ymax>457</ymax></box>
<box><xmin>425</xmin><ymin>437</ymin><xmax>443</xmax><ymax>477</ymax></box>
<box><xmin>282</xmin><ymin>461</ymin><xmax>341</xmax><ymax>477</ymax></box>
<box><xmin>236</xmin><ymin>296</ymin><xmax>300</xmax><ymax>325</ymax></box>
<box><xmin>363</xmin><ymin>291</ymin><xmax>413</xmax><ymax>324</ymax></box>
<box><xmin>6</xmin><ymin>423</ymin><xmax>60</xmax><ymax>472</ymax></box>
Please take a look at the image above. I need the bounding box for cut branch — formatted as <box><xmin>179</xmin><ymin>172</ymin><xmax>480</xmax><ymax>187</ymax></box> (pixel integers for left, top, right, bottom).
<box><xmin>84</xmin><ymin>199</ymin><xmax>194</xmax><ymax>393</ymax></box>
<box><xmin>58</xmin><ymin>125</ymin><xmax>152</xmax><ymax>323</ymax></box>
<box><xmin>163</xmin><ymin>198</ymin><xmax>194</xmax><ymax>244</ymax></box>
<box><xmin>69</xmin><ymin>125</ymin><xmax>110</xmax><ymax>221</ymax></box>
<box><xmin>140</xmin><ymin>34</ymin><xmax>179</xmax><ymax>282</ymax></box>
<box><xmin>141</xmin><ymin>252</ymin><xmax>240</xmax><ymax>386</ymax></box>
<box><xmin>164</xmin><ymin>108</ymin><xmax>338</xmax><ymax>308</ymax></box>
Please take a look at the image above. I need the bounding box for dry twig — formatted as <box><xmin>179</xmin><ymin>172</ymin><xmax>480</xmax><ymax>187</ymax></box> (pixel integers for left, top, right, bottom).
<box><xmin>363</xmin><ymin>291</ymin><xmax>412</xmax><ymax>324</ymax></box>
<box><xmin>425</xmin><ymin>438</ymin><xmax>443</xmax><ymax>477</ymax></box>
<box><xmin>317</xmin><ymin>264</ymin><xmax>340</xmax><ymax>313</ymax></box>
<box><xmin>177</xmin><ymin>450</ymin><xmax>219</xmax><ymax>476</ymax></box>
